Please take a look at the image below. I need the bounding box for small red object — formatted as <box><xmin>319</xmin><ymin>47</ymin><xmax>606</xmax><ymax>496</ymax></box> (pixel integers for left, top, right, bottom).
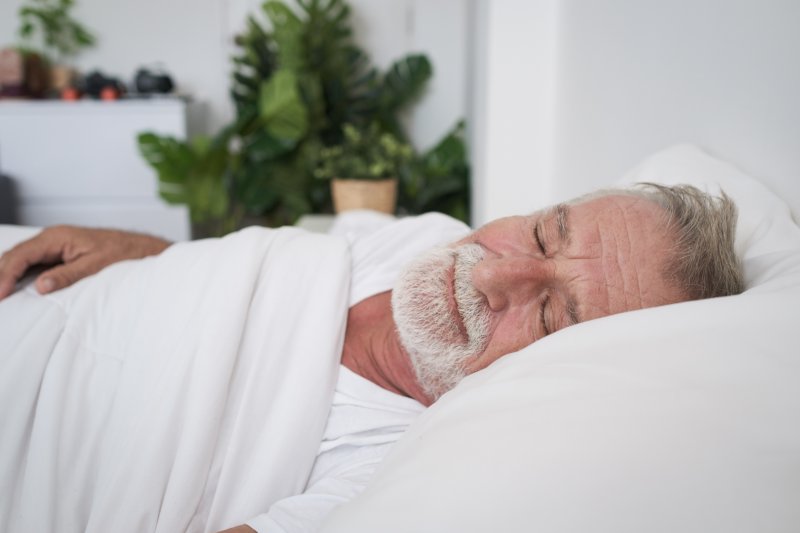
<box><xmin>100</xmin><ymin>86</ymin><xmax>119</xmax><ymax>100</ymax></box>
<box><xmin>61</xmin><ymin>87</ymin><xmax>81</xmax><ymax>101</ymax></box>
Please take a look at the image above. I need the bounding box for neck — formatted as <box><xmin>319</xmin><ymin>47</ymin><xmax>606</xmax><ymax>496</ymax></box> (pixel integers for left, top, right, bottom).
<box><xmin>341</xmin><ymin>291</ymin><xmax>434</xmax><ymax>406</ymax></box>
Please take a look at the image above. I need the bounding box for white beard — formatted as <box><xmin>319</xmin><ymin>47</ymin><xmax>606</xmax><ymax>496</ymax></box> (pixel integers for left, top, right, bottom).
<box><xmin>391</xmin><ymin>244</ymin><xmax>491</xmax><ymax>400</ymax></box>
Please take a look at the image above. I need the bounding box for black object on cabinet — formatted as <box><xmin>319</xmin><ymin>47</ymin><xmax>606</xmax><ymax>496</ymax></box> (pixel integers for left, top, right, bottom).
<box><xmin>0</xmin><ymin>175</ymin><xmax>18</xmax><ymax>224</ymax></box>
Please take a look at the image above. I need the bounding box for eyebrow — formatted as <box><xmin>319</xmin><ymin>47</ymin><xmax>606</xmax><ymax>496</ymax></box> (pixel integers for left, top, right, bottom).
<box><xmin>552</xmin><ymin>203</ymin><xmax>581</xmax><ymax>326</ymax></box>
<box><xmin>554</xmin><ymin>203</ymin><xmax>570</xmax><ymax>243</ymax></box>
<box><xmin>565</xmin><ymin>298</ymin><xmax>580</xmax><ymax>326</ymax></box>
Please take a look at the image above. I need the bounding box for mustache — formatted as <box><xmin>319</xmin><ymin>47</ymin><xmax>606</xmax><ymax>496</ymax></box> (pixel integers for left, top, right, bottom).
<box><xmin>391</xmin><ymin>243</ymin><xmax>491</xmax><ymax>400</ymax></box>
<box><xmin>452</xmin><ymin>244</ymin><xmax>490</xmax><ymax>349</ymax></box>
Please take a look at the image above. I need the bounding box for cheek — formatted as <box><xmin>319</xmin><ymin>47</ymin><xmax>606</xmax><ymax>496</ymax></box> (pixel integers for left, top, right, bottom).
<box><xmin>468</xmin><ymin>309</ymin><xmax>536</xmax><ymax>373</ymax></box>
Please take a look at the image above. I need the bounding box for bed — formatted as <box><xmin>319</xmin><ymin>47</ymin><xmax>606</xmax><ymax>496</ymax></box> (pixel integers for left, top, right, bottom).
<box><xmin>2</xmin><ymin>144</ymin><xmax>798</xmax><ymax>533</ymax></box>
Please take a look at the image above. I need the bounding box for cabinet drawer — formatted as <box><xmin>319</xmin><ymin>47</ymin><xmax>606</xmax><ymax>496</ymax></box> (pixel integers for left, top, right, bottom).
<box><xmin>0</xmin><ymin>100</ymin><xmax>186</xmax><ymax>200</ymax></box>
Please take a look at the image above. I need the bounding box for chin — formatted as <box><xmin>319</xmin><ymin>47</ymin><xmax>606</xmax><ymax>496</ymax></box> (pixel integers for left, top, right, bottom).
<box><xmin>391</xmin><ymin>244</ymin><xmax>491</xmax><ymax>400</ymax></box>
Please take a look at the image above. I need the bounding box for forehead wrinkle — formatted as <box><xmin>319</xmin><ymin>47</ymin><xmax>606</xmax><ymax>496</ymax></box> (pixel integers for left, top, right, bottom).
<box><xmin>598</xmin><ymin>207</ymin><xmax>629</xmax><ymax>317</ymax></box>
<box><xmin>609</xmin><ymin>199</ymin><xmax>650</xmax><ymax>313</ymax></box>
<box><xmin>561</xmin><ymin>216</ymin><xmax>607</xmax><ymax>324</ymax></box>
<box><xmin>621</xmin><ymin>210</ymin><xmax>645</xmax><ymax>311</ymax></box>
<box><xmin>565</xmin><ymin>195</ymin><xmax>667</xmax><ymax>323</ymax></box>
<box><xmin>600</xmin><ymin>245</ymin><xmax>617</xmax><ymax>317</ymax></box>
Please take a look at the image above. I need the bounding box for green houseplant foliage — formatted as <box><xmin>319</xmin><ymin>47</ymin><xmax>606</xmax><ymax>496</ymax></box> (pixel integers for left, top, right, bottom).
<box><xmin>227</xmin><ymin>0</ymin><xmax>438</xmax><ymax>226</ymax></box>
<box><xmin>137</xmin><ymin>133</ymin><xmax>232</xmax><ymax>237</ymax></box>
<box><xmin>138</xmin><ymin>0</ymin><xmax>471</xmax><ymax>234</ymax></box>
<box><xmin>400</xmin><ymin>120</ymin><xmax>471</xmax><ymax>223</ymax></box>
<box><xmin>17</xmin><ymin>0</ymin><xmax>95</xmax><ymax>62</ymax></box>
<box><xmin>315</xmin><ymin>123</ymin><xmax>413</xmax><ymax>181</ymax></box>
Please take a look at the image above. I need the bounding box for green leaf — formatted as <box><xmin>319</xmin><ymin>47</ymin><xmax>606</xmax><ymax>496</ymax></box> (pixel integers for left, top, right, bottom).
<box><xmin>315</xmin><ymin>122</ymin><xmax>412</xmax><ymax>180</ymax></box>
<box><xmin>17</xmin><ymin>0</ymin><xmax>96</xmax><ymax>59</ymax></box>
<box><xmin>19</xmin><ymin>21</ymin><xmax>33</xmax><ymax>37</ymax></box>
<box><xmin>380</xmin><ymin>54</ymin><xmax>432</xmax><ymax>114</ymax></box>
<box><xmin>416</xmin><ymin>175</ymin><xmax>464</xmax><ymax>207</ymax></box>
<box><xmin>233</xmin><ymin>71</ymin><xmax>260</xmax><ymax>92</ymax></box>
<box><xmin>138</xmin><ymin>132</ymin><xmax>232</xmax><ymax>224</ymax></box>
<box><xmin>157</xmin><ymin>185</ymin><xmax>187</xmax><ymax>206</ymax></box>
<box><xmin>245</xmin><ymin>130</ymin><xmax>297</xmax><ymax>161</ymax></box>
<box><xmin>259</xmin><ymin>69</ymin><xmax>309</xmax><ymax>142</ymax></box>
<box><xmin>296</xmin><ymin>72</ymin><xmax>326</xmax><ymax>132</ymax></box>
<box><xmin>422</xmin><ymin>121</ymin><xmax>467</xmax><ymax>176</ymax></box>
<box><xmin>235</xmin><ymin>163</ymin><xmax>280</xmax><ymax>213</ymax></box>
<box><xmin>186</xmin><ymin>172</ymin><xmax>229</xmax><ymax>223</ymax></box>
<box><xmin>189</xmin><ymin>135</ymin><xmax>212</xmax><ymax>156</ymax></box>
<box><xmin>72</xmin><ymin>22</ymin><xmax>95</xmax><ymax>46</ymax></box>
<box><xmin>137</xmin><ymin>133</ymin><xmax>192</xmax><ymax>184</ymax></box>
<box><xmin>396</xmin><ymin>121</ymin><xmax>471</xmax><ymax>222</ymax></box>
<box><xmin>230</xmin><ymin>14</ymin><xmax>277</xmax><ymax>119</ymax></box>
<box><xmin>263</xmin><ymin>1</ymin><xmax>305</xmax><ymax>70</ymax></box>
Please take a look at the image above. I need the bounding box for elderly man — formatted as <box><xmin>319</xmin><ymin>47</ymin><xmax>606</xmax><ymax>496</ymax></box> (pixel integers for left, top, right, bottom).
<box><xmin>0</xmin><ymin>183</ymin><xmax>742</xmax><ymax>532</ymax></box>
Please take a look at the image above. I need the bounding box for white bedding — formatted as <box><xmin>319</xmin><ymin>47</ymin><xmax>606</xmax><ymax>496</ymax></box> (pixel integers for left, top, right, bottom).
<box><xmin>0</xmin><ymin>227</ymin><xmax>351</xmax><ymax>532</ymax></box>
<box><xmin>321</xmin><ymin>145</ymin><xmax>800</xmax><ymax>533</ymax></box>
<box><xmin>3</xmin><ymin>145</ymin><xmax>798</xmax><ymax>533</ymax></box>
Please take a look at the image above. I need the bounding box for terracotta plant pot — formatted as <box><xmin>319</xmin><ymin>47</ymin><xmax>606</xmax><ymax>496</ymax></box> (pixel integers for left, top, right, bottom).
<box><xmin>50</xmin><ymin>64</ymin><xmax>76</xmax><ymax>93</ymax></box>
<box><xmin>331</xmin><ymin>178</ymin><xmax>397</xmax><ymax>214</ymax></box>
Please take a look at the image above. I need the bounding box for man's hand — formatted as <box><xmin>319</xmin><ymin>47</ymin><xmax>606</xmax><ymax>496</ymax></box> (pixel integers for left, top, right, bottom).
<box><xmin>217</xmin><ymin>526</ymin><xmax>257</xmax><ymax>533</ymax></box>
<box><xmin>0</xmin><ymin>225</ymin><xmax>171</xmax><ymax>301</ymax></box>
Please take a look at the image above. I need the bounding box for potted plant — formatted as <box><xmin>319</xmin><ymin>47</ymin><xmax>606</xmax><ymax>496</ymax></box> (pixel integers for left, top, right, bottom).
<box><xmin>225</xmin><ymin>0</ymin><xmax>436</xmax><ymax>224</ymax></box>
<box><xmin>137</xmin><ymin>133</ymin><xmax>233</xmax><ymax>239</ymax></box>
<box><xmin>137</xmin><ymin>0</ymin><xmax>471</xmax><ymax>235</ymax></box>
<box><xmin>315</xmin><ymin>122</ymin><xmax>412</xmax><ymax>214</ymax></box>
<box><xmin>17</xmin><ymin>0</ymin><xmax>96</xmax><ymax>94</ymax></box>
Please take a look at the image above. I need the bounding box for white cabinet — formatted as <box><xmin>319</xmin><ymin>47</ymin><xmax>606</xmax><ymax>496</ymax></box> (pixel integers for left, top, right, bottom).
<box><xmin>0</xmin><ymin>99</ymin><xmax>190</xmax><ymax>241</ymax></box>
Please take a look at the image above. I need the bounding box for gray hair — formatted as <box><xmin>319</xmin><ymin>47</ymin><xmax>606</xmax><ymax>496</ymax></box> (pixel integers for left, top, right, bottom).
<box><xmin>603</xmin><ymin>183</ymin><xmax>744</xmax><ymax>300</ymax></box>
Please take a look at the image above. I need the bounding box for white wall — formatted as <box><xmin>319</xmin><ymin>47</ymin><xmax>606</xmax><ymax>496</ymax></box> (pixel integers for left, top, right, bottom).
<box><xmin>470</xmin><ymin>0</ymin><xmax>559</xmax><ymax>225</ymax></box>
<box><xmin>470</xmin><ymin>0</ymin><xmax>800</xmax><ymax>224</ymax></box>
<box><xmin>0</xmin><ymin>0</ymin><xmax>469</xmax><ymax>151</ymax></box>
<box><xmin>551</xmin><ymin>0</ymin><xmax>800</xmax><ymax>209</ymax></box>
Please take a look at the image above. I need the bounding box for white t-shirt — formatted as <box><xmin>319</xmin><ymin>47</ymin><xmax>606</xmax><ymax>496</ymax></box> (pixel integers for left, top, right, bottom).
<box><xmin>246</xmin><ymin>212</ymin><xmax>469</xmax><ymax>533</ymax></box>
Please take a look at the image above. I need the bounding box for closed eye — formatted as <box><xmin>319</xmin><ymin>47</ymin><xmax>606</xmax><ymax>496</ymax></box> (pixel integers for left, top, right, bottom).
<box><xmin>539</xmin><ymin>294</ymin><xmax>550</xmax><ymax>336</ymax></box>
<box><xmin>534</xmin><ymin>222</ymin><xmax>546</xmax><ymax>255</ymax></box>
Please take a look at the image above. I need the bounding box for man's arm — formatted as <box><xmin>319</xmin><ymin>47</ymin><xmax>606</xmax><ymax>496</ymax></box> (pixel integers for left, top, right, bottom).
<box><xmin>0</xmin><ymin>225</ymin><xmax>171</xmax><ymax>300</ymax></box>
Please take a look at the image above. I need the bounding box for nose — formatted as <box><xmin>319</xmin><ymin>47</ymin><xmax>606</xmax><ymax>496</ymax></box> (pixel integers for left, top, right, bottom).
<box><xmin>470</xmin><ymin>256</ymin><xmax>549</xmax><ymax>312</ymax></box>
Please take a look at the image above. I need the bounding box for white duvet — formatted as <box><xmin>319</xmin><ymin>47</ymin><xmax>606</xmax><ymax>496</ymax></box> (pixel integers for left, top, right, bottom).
<box><xmin>0</xmin><ymin>227</ymin><xmax>351</xmax><ymax>533</ymax></box>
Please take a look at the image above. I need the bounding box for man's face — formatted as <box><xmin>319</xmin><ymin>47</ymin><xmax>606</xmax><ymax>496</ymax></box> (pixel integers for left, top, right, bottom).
<box><xmin>392</xmin><ymin>194</ymin><xmax>688</xmax><ymax>400</ymax></box>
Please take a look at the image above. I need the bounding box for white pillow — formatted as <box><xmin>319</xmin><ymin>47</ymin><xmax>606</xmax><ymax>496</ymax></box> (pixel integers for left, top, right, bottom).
<box><xmin>321</xmin><ymin>145</ymin><xmax>800</xmax><ymax>533</ymax></box>
<box><xmin>616</xmin><ymin>144</ymin><xmax>800</xmax><ymax>281</ymax></box>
